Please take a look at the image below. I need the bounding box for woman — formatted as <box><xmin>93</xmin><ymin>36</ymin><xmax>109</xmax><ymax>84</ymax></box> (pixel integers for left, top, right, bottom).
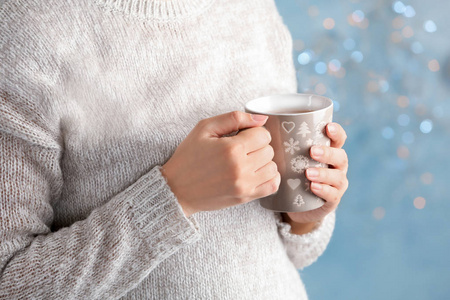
<box><xmin>0</xmin><ymin>0</ymin><xmax>348</xmax><ymax>299</ymax></box>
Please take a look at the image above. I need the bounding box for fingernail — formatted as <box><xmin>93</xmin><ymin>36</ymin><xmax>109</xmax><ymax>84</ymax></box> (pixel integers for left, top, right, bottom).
<box><xmin>251</xmin><ymin>114</ymin><xmax>268</xmax><ymax>121</ymax></box>
<box><xmin>311</xmin><ymin>182</ymin><xmax>322</xmax><ymax>190</ymax></box>
<box><xmin>312</xmin><ymin>146</ymin><xmax>324</xmax><ymax>157</ymax></box>
<box><xmin>307</xmin><ymin>168</ymin><xmax>319</xmax><ymax>178</ymax></box>
<box><xmin>328</xmin><ymin>124</ymin><xmax>336</xmax><ymax>134</ymax></box>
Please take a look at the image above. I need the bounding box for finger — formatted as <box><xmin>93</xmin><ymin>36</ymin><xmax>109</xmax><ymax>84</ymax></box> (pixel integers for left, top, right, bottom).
<box><xmin>200</xmin><ymin>111</ymin><xmax>268</xmax><ymax>138</ymax></box>
<box><xmin>326</xmin><ymin>123</ymin><xmax>347</xmax><ymax>149</ymax></box>
<box><xmin>253</xmin><ymin>171</ymin><xmax>281</xmax><ymax>199</ymax></box>
<box><xmin>246</xmin><ymin>145</ymin><xmax>274</xmax><ymax>171</ymax></box>
<box><xmin>310</xmin><ymin>182</ymin><xmax>342</xmax><ymax>205</ymax></box>
<box><xmin>310</xmin><ymin>146</ymin><xmax>348</xmax><ymax>172</ymax></box>
<box><xmin>306</xmin><ymin>168</ymin><xmax>348</xmax><ymax>190</ymax></box>
<box><xmin>233</xmin><ymin>126</ymin><xmax>271</xmax><ymax>154</ymax></box>
<box><xmin>253</xmin><ymin>161</ymin><xmax>278</xmax><ymax>187</ymax></box>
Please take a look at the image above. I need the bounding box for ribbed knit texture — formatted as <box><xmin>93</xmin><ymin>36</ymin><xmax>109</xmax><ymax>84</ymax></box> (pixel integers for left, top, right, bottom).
<box><xmin>0</xmin><ymin>0</ymin><xmax>335</xmax><ymax>299</ymax></box>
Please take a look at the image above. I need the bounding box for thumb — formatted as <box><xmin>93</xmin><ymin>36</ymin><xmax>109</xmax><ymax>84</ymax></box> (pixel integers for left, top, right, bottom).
<box><xmin>201</xmin><ymin>111</ymin><xmax>268</xmax><ymax>137</ymax></box>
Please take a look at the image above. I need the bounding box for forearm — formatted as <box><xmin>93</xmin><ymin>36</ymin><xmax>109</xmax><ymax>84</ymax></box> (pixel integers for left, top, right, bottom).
<box><xmin>281</xmin><ymin>213</ymin><xmax>319</xmax><ymax>235</ymax></box>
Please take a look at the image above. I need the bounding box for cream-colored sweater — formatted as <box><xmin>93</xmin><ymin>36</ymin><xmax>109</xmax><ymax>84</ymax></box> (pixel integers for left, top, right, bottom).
<box><xmin>0</xmin><ymin>0</ymin><xmax>335</xmax><ymax>299</ymax></box>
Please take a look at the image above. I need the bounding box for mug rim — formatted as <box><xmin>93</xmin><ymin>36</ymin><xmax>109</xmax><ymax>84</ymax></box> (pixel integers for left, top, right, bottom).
<box><xmin>244</xmin><ymin>93</ymin><xmax>333</xmax><ymax>116</ymax></box>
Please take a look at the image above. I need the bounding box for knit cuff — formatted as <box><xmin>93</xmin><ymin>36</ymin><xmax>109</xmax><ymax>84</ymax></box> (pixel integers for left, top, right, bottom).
<box><xmin>125</xmin><ymin>166</ymin><xmax>202</xmax><ymax>252</ymax></box>
<box><xmin>276</xmin><ymin>210</ymin><xmax>335</xmax><ymax>270</ymax></box>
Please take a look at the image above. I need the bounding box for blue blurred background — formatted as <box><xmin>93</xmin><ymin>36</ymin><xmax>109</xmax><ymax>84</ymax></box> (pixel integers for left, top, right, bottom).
<box><xmin>274</xmin><ymin>0</ymin><xmax>450</xmax><ymax>299</ymax></box>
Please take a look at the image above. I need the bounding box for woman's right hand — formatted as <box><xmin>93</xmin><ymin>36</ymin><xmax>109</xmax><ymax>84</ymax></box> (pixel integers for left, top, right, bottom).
<box><xmin>161</xmin><ymin>111</ymin><xmax>280</xmax><ymax>217</ymax></box>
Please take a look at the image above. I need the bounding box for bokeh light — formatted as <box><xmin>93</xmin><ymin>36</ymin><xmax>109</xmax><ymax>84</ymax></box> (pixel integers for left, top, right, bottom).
<box><xmin>328</xmin><ymin>59</ymin><xmax>341</xmax><ymax>72</ymax></box>
<box><xmin>402</xmin><ymin>131</ymin><xmax>415</xmax><ymax>144</ymax></box>
<box><xmin>397</xmin><ymin>146</ymin><xmax>410</xmax><ymax>159</ymax></box>
<box><xmin>308</xmin><ymin>5</ymin><xmax>320</xmax><ymax>17</ymax></box>
<box><xmin>413</xmin><ymin>197</ymin><xmax>426</xmax><ymax>209</ymax></box>
<box><xmin>397</xmin><ymin>114</ymin><xmax>410</xmax><ymax>126</ymax></box>
<box><xmin>343</xmin><ymin>38</ymin><xmax>356</xmax><ymax>50</ymax></box>
<box><xmin>350</xmin><ymin>51</ymin><xmax>364</xmax><ymax>63</ymax></box>
<box><xmin>419</xmin><ymin>119</ymin><xmax>433</xmax><ymax>133</ymax></box>
<box><xmin>373</xmin><ymin>207</ymin><xmax>386</xmax><ymax>220</ymax></box>
<box><xmin>401</xmin><ymin>26</ymin><xmax>414</xmax><ymax>38</ymax></box>
<box><xmin>315</xmin><ymin>61</ymin><xmax>327</xmax><ymax>74</ymax></box>
<box><xmin>403</xmin><ymin>5</ymin><xmax>416</xmax><ymax>18</ymax></box>
<box><xmin>420</xmin><ymin>172</ymin><xmax>433</xmax><ymax>184</ymax></box>
<box><xmin>410</xmin><ymin>41</ymin><xmax>424</xmax><ymax>54</ymax></box>
<box><xmin>428</xmin><ymin>59</ymin><xmax>440</xmax><ymax>72</ymax></box>
<box><xmin>352</xmin><ymin>10</ymin><xmax>365</xmax><ymax>23</ymax></box>
<box><xmin>323</xmin><ymin>18</ymin><xmax>335</xmax><ymax>30</ymax></box>
<box><xmin>423</xmin><ymin>20</ymin><xmax>437</xmax><ymax>32</ymax></box>
<box><xmin>314</xmin><ymin>83</ymin><xmax>327</xmax><ymax>95</ymax></box>
<box><xmin>392</xmin><ymin>1</ymin><xmax>406</xmax><ymax>14</ymax></box>
<box><xmin>397</xmin><ymin>95</ymin><xmax>410</xmax><ymax>108</ymax></box>
<box><xmin>298</xmin><ymin>51</ymin><xmax>312</xmax><ymax>65</ymax></box>
<box><xmin>382</xmin><ymin>127</ymin><xmax>395</xmax><ymax>139</ymax></box>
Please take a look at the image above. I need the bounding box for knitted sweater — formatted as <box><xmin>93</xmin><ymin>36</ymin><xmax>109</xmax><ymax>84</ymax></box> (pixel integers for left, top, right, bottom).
<box><xmin>0</xmin><ymin>0</ymin><xmax>336</xmax><ymax>299</ymax></box>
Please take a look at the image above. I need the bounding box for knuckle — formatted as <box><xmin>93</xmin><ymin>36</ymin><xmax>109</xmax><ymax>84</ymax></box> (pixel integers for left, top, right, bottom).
<box><xmin>343</xmin><ymin>177</ymin><xmax>349</xmax><ymax>190</ymax></box>
<box><xmin>269</xmin><ymin>161</ymin><xmax>278</xmax><ymax>175</ymax></box>
<box><xmin>332</xmin><ymin>195</ymin><xmax>340</xmax><ymax>203</ymax></box>
<box><xmin>230</xmin><ymin>111</ymin><xmax>243</xmax><ymax>124</ymax></box>
<box><xmin>267</xmin><ymin>145</ymin><xmax>275</xmax><ymax>159</ymax></box>
<box><xmin>343</xmin><ymin>151</ymin><xmax>349</xmax><ymax>166</ymax></box>
<box><xmin>231</xmin><ymin>180</ymin><xmax>246</xmax><ymax>198</ymax></box>
<box><xmin>264</xmin><ymin>128</ymin><xmax>272</xmax><ymax>144</ymax></box>
<box><xmin>254</xmin><ymin>127</ymin><xmax>271</xmax><ymax>144</ymax></box>
<box><xmin>196</xmin><ymin>118</ymin><xmax>209</xmax><ymax>130</ymax></box>
<box><xmin>267</xmin><ymin>176</ymin><xmax>279</xmax><ymax>195</ymax></box>
<box><xmin>337</xmin><ymin>177</ymin><xmax>346</xmax><ymax>189</ymax></box>
<box><xmin>224</xmin><ymin>141</ymin><xmax>244</xmax><ymax>158</ymax></box>
<box><xmin>338</xmin><ymin>151</ymin><xmax>349</xmax><ymax>170</ymax></box>
<box><xmin>229</xmin><ymin>163</ymin><xmax>244</xmax><ymax>181</ymax></box>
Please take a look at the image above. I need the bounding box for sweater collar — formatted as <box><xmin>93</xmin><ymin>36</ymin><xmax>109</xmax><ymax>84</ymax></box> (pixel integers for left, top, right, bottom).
<box><xmin>94</xmin><ymin>0</ymin><xmax>215</xmax><ymax>21</ymax></box>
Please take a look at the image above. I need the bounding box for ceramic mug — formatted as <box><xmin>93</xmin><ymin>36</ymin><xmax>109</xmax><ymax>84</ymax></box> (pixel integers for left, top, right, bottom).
<box><xmin>244</xmin><ymin>93</ymin><xmax>333</xmax><ymax>212</ymax></box>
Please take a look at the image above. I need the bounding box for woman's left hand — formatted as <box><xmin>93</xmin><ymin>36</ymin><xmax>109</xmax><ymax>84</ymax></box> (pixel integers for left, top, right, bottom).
<box><xmin>284</xmin><ymin>122</ymin><xmax>348</xmax><ymax>226</ymax></box>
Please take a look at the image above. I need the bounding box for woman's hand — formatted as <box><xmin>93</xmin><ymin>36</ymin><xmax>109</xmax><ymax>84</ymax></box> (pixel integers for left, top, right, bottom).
<box><xmin>162</xmin><ymin>111</ymin><xmax>280</xmax><ymax>217</ymax></box>
<box><xmin>283</xmin><ymin>123</ymin><xmax>348</xmax><ymax>231</ymax></box>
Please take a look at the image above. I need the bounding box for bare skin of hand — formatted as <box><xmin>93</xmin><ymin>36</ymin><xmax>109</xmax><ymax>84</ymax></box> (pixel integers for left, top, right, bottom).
<box><xmin>281</xmin><ymin>123</ymin><xmax>349</xmax><ymax>235</ymax></box>
<box><xmin>161</xmin><ymin>111</ymin><xmax>281</xmax><ymax>217</ymax></box>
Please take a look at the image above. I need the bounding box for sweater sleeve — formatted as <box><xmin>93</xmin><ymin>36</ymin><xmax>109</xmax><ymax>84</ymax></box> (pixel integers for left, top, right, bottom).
<box><xmin>275</xmin><ymin>211</ymin><xmax>336</xmax><ymax>270</ymax></box>
<box><xmin>0</xmin><ymin>129</ymin><xmax>201</xmax><ymax>299</ymax></box>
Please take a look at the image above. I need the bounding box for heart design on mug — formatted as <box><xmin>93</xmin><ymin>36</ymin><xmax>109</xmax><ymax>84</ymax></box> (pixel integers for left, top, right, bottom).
<box><xmin>287</xmin><ymin>178</ymin><xmax>301</xmax><ymax>190</ymax></box>
<box><xmin>282</xmin><ymin>121</ymin><xmax>295</xmax><ymax>133</ymax></box>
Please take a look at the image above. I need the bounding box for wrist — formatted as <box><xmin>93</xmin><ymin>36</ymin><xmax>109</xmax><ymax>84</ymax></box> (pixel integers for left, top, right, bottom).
<box><xmin>281</xmin><ymin>213</ymin><xmax>319</xmax><ymax>235</ymax></box>
<box><xmin>160</xmin><ymin>164</ymin><xmax>196</xmax><ymax>218</ymax></box>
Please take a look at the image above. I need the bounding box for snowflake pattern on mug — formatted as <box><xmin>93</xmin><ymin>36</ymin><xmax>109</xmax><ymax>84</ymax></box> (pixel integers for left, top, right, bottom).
<box><xmin>293</xmin><ymin>194</ymin><xmax>305</xmax><ymax>207</ymax></box>
<box><xmin>284</xmin><ymin>138</ymin><xmax>301</xmax><ymax>154</ymax></box>
<box><xmin>291</xmin><ymin>155</ymin><xmax>310</xmax><ymax>173</ymax></box>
